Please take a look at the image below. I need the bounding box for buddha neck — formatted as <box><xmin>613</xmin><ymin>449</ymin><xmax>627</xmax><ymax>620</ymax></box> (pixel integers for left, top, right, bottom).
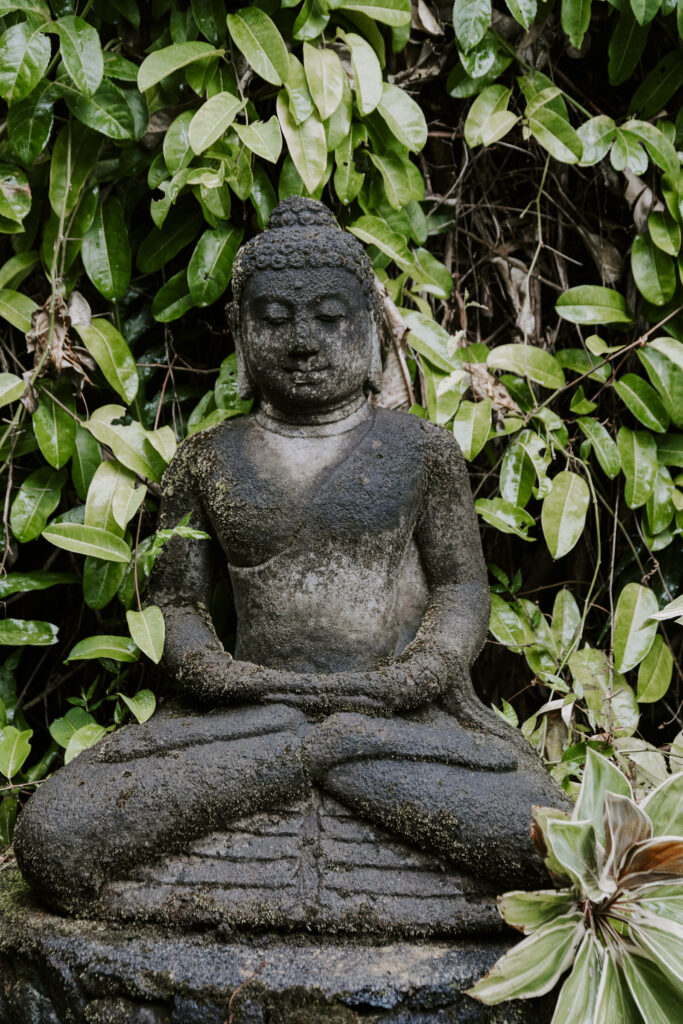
<box><xmin>254</xmin><ymin>394</ymin><xmax>372</xmax><ymax>438</ymax></box>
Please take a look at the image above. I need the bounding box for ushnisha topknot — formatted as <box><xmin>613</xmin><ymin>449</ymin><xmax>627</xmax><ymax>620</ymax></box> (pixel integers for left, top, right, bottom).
<box><xmin>231</xmin><ymin>196</ymin><xmax>382</xmax><ymax>321</ymax></box>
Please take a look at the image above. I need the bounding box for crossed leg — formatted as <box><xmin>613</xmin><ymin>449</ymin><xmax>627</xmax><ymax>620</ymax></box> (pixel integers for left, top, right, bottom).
<box><xmin>14</xmin><ymin>703</ymin><xmax>568</xmax><ymax>914</ymax></box>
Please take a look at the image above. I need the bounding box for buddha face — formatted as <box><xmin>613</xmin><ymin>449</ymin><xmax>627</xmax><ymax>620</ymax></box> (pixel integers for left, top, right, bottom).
<box><xmin>239</xmin><ymin>267</ymin><xmax>377</xmax><ymax>412</ymax></box>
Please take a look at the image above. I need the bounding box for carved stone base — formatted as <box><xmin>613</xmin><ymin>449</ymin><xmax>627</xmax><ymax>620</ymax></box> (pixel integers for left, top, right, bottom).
<box><xmin>0</xmin><ymin>869</ymin><xmax>553</xmax><ymax>1024</ymax></box>
<box><xmin>96</xmin><ymin>793</ymin><xmax>503</xmax><ymax>937</ymax></box>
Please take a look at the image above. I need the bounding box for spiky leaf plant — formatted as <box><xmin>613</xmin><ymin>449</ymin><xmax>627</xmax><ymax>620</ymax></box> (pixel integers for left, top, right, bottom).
<box><xmin>467</xmin><ymin>749</ymin><xmax>683</xmax><ymax>1022</ymax></box>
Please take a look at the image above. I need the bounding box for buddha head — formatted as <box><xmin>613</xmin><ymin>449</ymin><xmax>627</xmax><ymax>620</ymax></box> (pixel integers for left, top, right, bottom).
<box><xmin>229</xmin><ymin>197</ymin><xmax>383</xmax><ymax>412</ymax></box>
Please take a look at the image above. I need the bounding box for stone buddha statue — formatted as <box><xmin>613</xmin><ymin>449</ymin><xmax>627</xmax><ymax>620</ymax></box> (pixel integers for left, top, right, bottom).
<box><xmin>13</xmin><ymin>197</ymin><xmax>566</xmax><ymax>935</ymax></box>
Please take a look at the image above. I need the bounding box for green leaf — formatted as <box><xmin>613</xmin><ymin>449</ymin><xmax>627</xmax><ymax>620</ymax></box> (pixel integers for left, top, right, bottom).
<box><xmin>84</xmin><ymin>460</ymin><xmax>135</xmax><ymax>535</ymax></box>
<box><xmin>550</xmin><ymin>932</ymin><xmax>602</xmax><ymax>1024</ymax></box>
<box><xmin>528</xmin><ymin>106</ymin><xmax>583</xmax><ymax>164</ymax></box>
<box><xmin>368</xmin><ymin>152</ymin><xmax>413</xmax><ymax>209</ymax></box>
<box><xmin>614</xmin><ymin>373</ymin><xmax>670</xmax><ymax>433</ymax></box>
<box><xmin>649</xmin><ymin>595</ymin><xmax>683</xmax><ymax>622</ymax></box>
<box><xmin>163</xmin><ymin>110</ymin><xmax>194</xmax><ymax>174</ymax></box>
<box><xmin>303</xmin><ymin>43</ymin><xmax>344</xmax><ymax>121</ymax></box>
<box><xmin>643</xmin><ymin>772</ymin><xmax>683</xmax><ymax>836</ymax></box>
<box><xmin>284</xmin><ymin>53</ymin><xmax>315</xmax><ymax>124</ymax></box>
<box><xmin>73</xmin><ymin>319</ymin><xmax>139</xmax><ymax>405</ymax></box>
<box><xmin>547</xmin><ymin>819</ymin><xmax>604</xmax><ymax>899</ymax></box>
<box><xmin>71</xmin><ymin>424</ymin><xmax>100</xmax><ymax>501</ymax></box>
<box><xmin>136</xmin><ymin>207</ymin><xmax>203</xmax><ymax>274</ymax></box>
<box><xmin>617</xmin><ymin>427</ymin><xmax>658</xmax><ymax>508</ymax></box>
<box><xmin>191</xmin><ymin>0</ymin><xmax>225</xmax><ymax>44</ymax></box>
<box><xmin>137</xmin><ymin>42</ymin><xmax>221</xmax><ymax>92</ymax></box>
<box><xmin>65</xmin><ymin>634</ymin><xmax>138</xmax><ymax>663</ymax></box>
<box><xmin>49</xmin><ymin>707</ymin><xmax>96</xmax><ymax>748</ymax></box>
<box><xmin>188</xmin><ymin>225</ymin><xmax>243</xmax><ymax>307</ymax></box>
<box><xmin>376</xmin><ymin>83</ymin><xmax>428</xmax><ymax>153</ymax></box>
<box><xmin>620</xmin><ymin>949</ymin><xmax>683</xmax><ymax>1024</ymax></box>
<box><xmin>234</xmin><ymin>117</ymin><xmax>282</xmax><ymax>163</ymax></box>
<box><xmin>613</xmin><ymin>582</ymin><xmax>659</xmax><ymax>673</ymax></box>
<box><xmin>593</xmin><ymin>949</ymin><xmax>641</xmax><ymax>1024</ymax></box>
<box><xmin>631</xmin><ymin>53</ymin><xmax>683</xmax><ymax>120</ymax></box>
<box><xmin>656</xmin><ymin>433</ymin><xmax>683</xmax><ymax>468</ymax></box>
<box><xmin>188</xmin><ymin>92</ymin><xmax>243</xmax><ymax>154</ymax></box>
<box><xmin>327</xmin><ymin>0</ymin><xmax>411</xmax><ymax>25</ymax></box>
<box><xmin>556</xmin><ymin>285</ymin><xmax>633</xmax><ymax>325</ymax></box>
<box><xmin>575</xmin><ymin>747</ymin><xmax>632</xmax><ymax>846</ymax></box>
<box><xmin>0</xmin><ymin>288</ymin><xmax>37</xmax><ymax>331</ymax></box>
<box><xmin>340</xmin><ymin>30</ymin><xmax>382</xmax><ymax>115</ymax></box>
<box><xmin>637</xmin><ymin>635</ymin><xmax>674</xmax><ymax>703</ymax></box>
<box><xmin>631</xmin><ymin>233</ymin><xmax>676</xmax><ymax>306</ymax></box>
<box><xmin>85</xmin><ymin>405</ymin><xmax>170</xmax><ymax>481</ymax></box>
<box><xmin>82</xmin><ymin>198</ymin><xmax>131</xmax><ymax>301</ymax></box>
<box><xmin>541</xmin><ymin>470</ymin><xmax>590</xmax><ymax>559</ymax></box>
<box><xmin>0</xmin><ymin>20</ymin><xmax>50</xmax><ymax>104</ymax></box>
<box><xmin>227</xmin><ymin>8</ymin><xmax>289</xmax><ymax>86</ymax></box>
<box><xmin>452</xmin><ymin>399</ymin><xmax>491</xmax><ymax>461</ymax></box>
<box><xmin>118</xmin><ymin>688</ymin><xmax>157</xmax><ymax>724</ymax></box>
<box><xmin>126</xmin><ymin>606</ymin><xmax>165</xmax><ymax>664</ymax></box>
<box><xmin>576</xmin><ymin>418</ymin><xmax>621</xmax><ymax>478</ymax></box>
<box><xmin>489</xmin><ymin>593</ymin><xmax>534</xmax><ymax>650</ymax></box>
<box><xmin>0</xmin><ymin>619</ymin><xmax>57</xmax><ymax>647</ymax></box>
<box><xmin>551</xmin><ymin>588</ymin><xmax>581</xmax><ymax>656</ymax></box>
<box><xmin>569</xmin><ymin>646</ymin><xmax>639</xmax><ymax>737</ymax></box>
<box><xmin>48</xmin><ymin>120</ymin><xmax>100</xmax><ymax>218</ymax></box>
<box><xmin>0</xmin><ymin>725</ymin><xmax>32</xmax><ymax>779</ymax></box>
<box><xmin>452</xmin><ymin>0</ymin><xmax>491</xmax><ymax>53</ymax></box>
<box><xmin>0</xmin><ymin>372</ymin><xmax>24</xmax><ymax>407</ymax></box>
<box><xmin>0</xmin><ymin>571</ymin><xmax>76</xmax><ymax>600</ymax></box>
<box><xmin>51</xmin><ymin>16</ymin><xmax>103</xmax><ymax>96</ymax></box>
<box><xmin>64</xmin><ymin>722</ymin><xmax>107</xmax><ymax>763</ymax></box>
<box><xmin>487</xmin><ymin>343</ymin><xmax>564</xmax><ymax>390</ymax></box>
<box><xmin>498</xmin><ymin>889</ymin><xmax>577</xmax><ymax>933</ymax></box>
<box><xmin>0</xmin><ymin>163</ymin><xmax>30</xmax><ymax>225</ymax></box>
<box><xmin>630</xmin><ymin>0</ymin><xmax>661</xmax><ymax>25</ymax></box>
<box><xmin>464</xmin><ymin>85</ymin><xmax>516</xmax><ymax>147</ymax></box>
<box><xmin>277</xmin><ymin>92</ymin><xmax>329</xmax><ymax>193</ymax></box>
<box><xmin>32</xmin><ymin>378</ymin><xmax>76</xmax><ymax>470</ymax></box>
<box><xmin>42</xmin><ymin>523</ymin><xmax>132</xmax><ymax>563</ymax></box>
<box><xmin>504</xmin><ymin>0</ymin><xmax>537</xmax><ymax>27</ymax></box>
<box><xmin>648</xmin><ymin>210</ymin><xmax>681</xmax><ymax>256</ymax></box>
<box><xmin>10</xmin><ymin>466</ymin><xmax>66</xmax><ymax>543</ymax></box>
<box><xmin>151</xmin><ymin>270</ymin><xmax>194</xmax><ymax>323</ymax></box>
<box><xmin>476</xmin><ymin>497</ymin><xmax>535</xmax><ymax>540</ymax></box>
<box><xmin>465</xmin><ymin>913</ymin><xmax>585</xmax><ymax>1004</ymax></box>
<box><xmin>83</xmin><ymin>556</ymin><xmax>127</xmax><ymax>610</ymax></box>
<box><xmin>578</xmin><ymin>115</ymin><xmax>617</xmax><ymax>165</ymax></box>
<box><xmin>561</xmin><ymin>0</ymin><xmax>592</xmax><ymax>49</ymax></box>
<box><xmin>608</xmin><ymin>10</ymin><xmax>649</xmax><ymax>87</ymax></box>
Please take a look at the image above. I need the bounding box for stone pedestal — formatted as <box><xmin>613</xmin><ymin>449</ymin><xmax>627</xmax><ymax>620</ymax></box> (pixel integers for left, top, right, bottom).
<box><xmin>0</xmin><ymin>869</ymin><xmax>553</xmax><ymax>1024</ymax></box>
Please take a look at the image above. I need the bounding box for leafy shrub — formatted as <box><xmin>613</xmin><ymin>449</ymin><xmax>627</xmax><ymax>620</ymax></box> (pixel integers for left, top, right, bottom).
<box><xmin>468</xmin><ymin>750</ymin><xmax>683</xmax><ymax>1022</ymax></box>
<box><xmin>0</xmin><ymin>0</ymin><xmax>681</xmax><ymax>892</ymax></box>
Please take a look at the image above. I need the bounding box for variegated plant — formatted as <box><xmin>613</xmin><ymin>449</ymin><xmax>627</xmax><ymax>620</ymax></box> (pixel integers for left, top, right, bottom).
<box><xmin>467</xmin><ymin>749</ymin><xmax>683</xmax><ymax>1023</ymax></box>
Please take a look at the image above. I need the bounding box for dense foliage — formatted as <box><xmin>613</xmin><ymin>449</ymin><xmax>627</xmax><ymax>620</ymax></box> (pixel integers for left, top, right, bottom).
<box><xmin>0</xmin><ymin>0</ymin><xmax>682</xmax><ymax>913</ymax></box>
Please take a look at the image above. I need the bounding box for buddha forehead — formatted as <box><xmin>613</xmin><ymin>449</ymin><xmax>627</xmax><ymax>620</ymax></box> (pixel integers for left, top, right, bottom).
<box><xmin>244</xmin><ymin>265</ymin><xmax>363</xmax><ymax>305</ymax></box>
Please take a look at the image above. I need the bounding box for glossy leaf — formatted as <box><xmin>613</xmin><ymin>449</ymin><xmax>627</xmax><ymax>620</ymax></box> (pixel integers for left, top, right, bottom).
<box><xmin>0</xmin><ymin>619</ymin><xmax>57</xmax><ymax>647</ymax></box>
<box><xmin>643</xmin><ymin>773</ymin><xmax>683</xmax><ymax>836</ymax></box>
<box><xmin>188</xmin><ymin>92</ymin><xmax>243</xmax><ymax>154</ymax></box>
<box><xmin>119</xmin><ymin>688</ymin><xmax>156</xmax><ymax>723</ymax></box>
<box><xmin>32</xmin><ymin>378</ymin><xmax>76</xmax><ymax>470</ymax></box>
<box><xmin>614</xmin><ymin>374</ymin><xmax>669</xmax><ymax>433</ymax></box>
<box><xmin>64</xmin><ymin>722</ymin><xmax>107</xmax><ymax>763</ymax></box>
<box><xmin>82</xmin><ymin>198</ymin><xmax>131</xmax><ymax>301</ymax></box>
<box><xmin>0</xmin><ymin>372</ymin><xmax>24</xmax><ymax>407</ymax></box>
<box><xmin>561</xmin><ymin>0</ymin><xmax>592</xmax><ymax>50</ymax></box>
<box><xmin>613</xmin><ymin>582</ymin><xmax>659</xmax><ymax>673</ymax></box>
<box><xmin>452</xmin><ymin>0</ymin><xmax>492</xmax><ymax>53</ymax></box>
<box><xmin>51</xmin><ymin>16</ymin><xmax>103</xmax><ymax>96</ymax></box>
<box><xmin>637</xmin><ymin>635</ymin><xmax>674</xmax><ymax>703</ymax></box>
<box><xmin>618</xmin><ymin>427</ymin><xmax>658</xmax><ymax>508</ymax></box>
<box><xmin>126</xmin><ymin>606</ymin><xmax>165</xmax><ymax>664</ymax></box>
<box><xmin>576</xmin><ymin>418</ymin><xmax>621</xmax><ymax>478</ymax></box>
<box><xmin>631</xmin><ymin>233</ymin><xmax>676</xmax><ymax>306</ymax></box>
<box><xmin>138</xmin><ymin>42</ymin><xmax>220</xmax><ymax>92</ymax></box>
<box><xmin>0</xmin><ymin>725</ymin><xmax>33</xmax><ymax>778</ymax></box>
<box><xmin>556</xmin><ymin>285</ymin><xmax>633</xmax><ymax>324</ymax></box>
<box><xmin>276</xmin><ymin>92</ymin><xmax>327</xmax><ymax>193</ymax></box>
<box><xmin>327</xmin><ymin>0</ymin><xmax>411</xmax><ymax>26</ymax></box>
<box><xmin>10</xmin><ymin>466</ymin><xmax>66</xmax><ymax>543</ymax></box>
<box><xmin>376</xmin><ymin>83</ymin><xmax>428</xmax><ymax>152</ymax></box>
<box><xmin>234</xmin><ymin>117</ymin><xmax>282</xmax><ymax>163</ymax></box>
<box><xmin>0</xmin><ymin>20</ymin><xmax>50</xmax><ymax>104</ymax></box>
<box><xmin>575</xmin><ymin>747</ymin><xmax>632</xmax><ymax>846</ymax></box>
<box><xmin>73</xmin><ymin>319</ymin><xmax>139</xmax><ymax>404</ymax></box>
<box><xmin>188</xmin><ymin>226</ymin><xmax>243</xmax><ymax>307</ymax></box>
<box><xmin>550</xmin><ymin>932</ymin><xmax>602</xmax><ymax>1024</ymax></box>
<box><xmin>227</xmin><ymin>8</ymin><xmax>289</xmax><ymax>86</ymax></box>
<box><xmin>303</xmin><ymin>43</ymin><xmax>344</xmax><ymax>121</ymax></box>
<box><xmin>341</xmin><ymin>30</ymin><xmax>382</xmax><ymax>115</ymax></box>
<box><xmin>476</xmin><ymin>497</ymin><xmax>535</xmax><ymax>540</ymax></box>
<box><xmin>488</xmin><ymin>343</ymin><xmax>564</xmax><ymax>390</ymax></box>
<box><xmin>42</xmin><ymin>523</ymin><xmax>132</xmax><ymax>563</ymax></box>
<box><xmin>541</xmin><ymin>471</ymin><xmax>590</xmax><ymax>559</ymax></box>
<box><xmin>452</xmin><ymin>399</ymin><xmax>491</xmax><ymax>460</ymax></box>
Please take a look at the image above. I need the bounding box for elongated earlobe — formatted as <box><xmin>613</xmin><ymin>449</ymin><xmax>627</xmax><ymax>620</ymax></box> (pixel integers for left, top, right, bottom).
<box><xmin>365</xmin><ymin>322</ymin><xmax>383</xmax><ymax>395</ymax></box>
<box><xmin>227</xmin><ymin>301</ymin><xmax>257</xmax><ymax>400</ymax></box>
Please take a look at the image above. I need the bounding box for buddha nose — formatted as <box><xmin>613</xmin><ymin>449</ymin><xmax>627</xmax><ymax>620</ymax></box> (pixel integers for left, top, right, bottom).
<box><xmin>289</xmin><ymin>314</ymin><xmax>320</xmax><ymax>360</ymax></box>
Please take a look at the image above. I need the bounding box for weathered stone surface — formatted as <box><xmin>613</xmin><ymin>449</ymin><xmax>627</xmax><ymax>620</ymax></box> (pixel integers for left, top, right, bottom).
<box><xmin>97</xmin><ymin>793</ymin><xmax>502</xmax><ymax>936</ymax></box>
<box><xmin>0</xmin><ymin>870</ymin><xmax>552</xmax><ymax>1024</ymax></box>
